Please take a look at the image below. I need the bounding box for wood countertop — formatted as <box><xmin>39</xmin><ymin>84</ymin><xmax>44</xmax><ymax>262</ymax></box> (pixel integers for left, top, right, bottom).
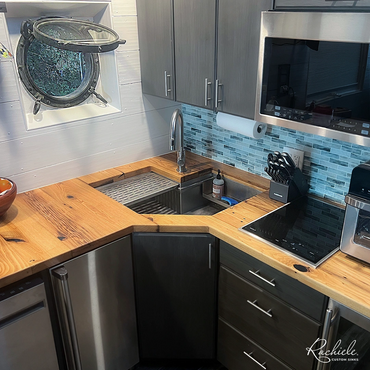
<box><xmin>1</xmin><ymin>152</ymin><xmax>370</xmax><ymax>318</ymax></box>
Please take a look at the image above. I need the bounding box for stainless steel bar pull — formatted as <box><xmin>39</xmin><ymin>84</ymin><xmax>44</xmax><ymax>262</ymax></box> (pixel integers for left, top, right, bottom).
<box><xmin>164</xmin><ymin>71</ymin><xmax>171</xmax><ymax>97</ymax></box>
<box><xmin>249</xmin><ymin>269</ymin><xmax>276</xmax><ymax>287</ymax></box>
<box><xmin>247</xmin><ymin>299</ymin><xmax>273</xmax><ymax>318</ymax></box>
<box><xmin>215</xmin><ymin>79</ymin><xmax>223</xmax><ymax>109</ymax></box>
<box><xmin>208</xmin><ymin>243</ymin><xmax>212</xmax><ymax>269</ymax></box>
<box><xmin>243</xmin><ymin>351</ymin><xmax>267</xmax><ymax>369</ymax></box>
<box><xmin>52</xmin><ymin>267</ymin><xmax>82</xmax><ymax>370</ymax></box>
<box><xmin>204</xmin><ymin>78</ymin><xmax>212</xmax><ymax>107</ymax></box>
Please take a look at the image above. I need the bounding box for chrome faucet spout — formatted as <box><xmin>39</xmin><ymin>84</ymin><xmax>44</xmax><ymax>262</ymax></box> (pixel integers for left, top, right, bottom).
<box><xmin>169</xmin><ymin>109</ymin><xmax>187</xmax><ymax>173</ymax></box>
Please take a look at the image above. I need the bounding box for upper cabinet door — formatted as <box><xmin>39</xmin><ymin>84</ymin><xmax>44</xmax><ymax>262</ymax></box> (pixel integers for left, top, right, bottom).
<box><xmin>137</xmin><ymin>0</ymin><xmax>175</xmax><ymax>99</ymax></box>
<box><xmin>174</xmin><ymin>0</ymin><xmax>216</xmax><ymax>109</ymax></box>
<box><xmin>217</xmin><ymin>0</ymin><xmax>272</xmax><ymax>119</ymax></box>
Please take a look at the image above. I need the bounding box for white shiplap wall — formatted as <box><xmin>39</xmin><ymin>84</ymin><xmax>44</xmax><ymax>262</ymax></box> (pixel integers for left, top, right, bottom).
<box><xmin>0</xmin><ymin>0</ymin><xmax>179</xmax><ymax>192</ymax></box>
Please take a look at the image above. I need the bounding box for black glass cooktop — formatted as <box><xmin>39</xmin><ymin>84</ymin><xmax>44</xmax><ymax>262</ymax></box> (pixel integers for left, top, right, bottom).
<box><xmin>240</xmin><ymin>196</ymin><xmax>345</xmax><ymax>268</ymax></box>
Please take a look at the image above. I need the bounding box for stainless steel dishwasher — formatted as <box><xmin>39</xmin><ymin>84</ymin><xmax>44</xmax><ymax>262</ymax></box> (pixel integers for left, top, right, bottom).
<box><xmin>0</xmin><ymin>277</ymin><xmax>60</xmax><ymax>370</ymax></box>
<box><xmin>49</xmin><ymin>235</ymin><xmax>139</xmax><ymax>370</ymax></box>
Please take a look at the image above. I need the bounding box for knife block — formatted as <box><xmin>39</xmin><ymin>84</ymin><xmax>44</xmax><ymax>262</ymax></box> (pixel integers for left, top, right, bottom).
<box><xmin>269</xmin><ymin>168</ymin><xmax>308</xmax><ymax>203</ymax></box>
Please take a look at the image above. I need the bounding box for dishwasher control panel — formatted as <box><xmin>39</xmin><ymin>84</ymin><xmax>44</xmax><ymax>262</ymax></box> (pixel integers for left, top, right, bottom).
<box><xmin>0</xmin><ymin>277</ymin><xmax>43</xmax><ymax>302</ymax></box>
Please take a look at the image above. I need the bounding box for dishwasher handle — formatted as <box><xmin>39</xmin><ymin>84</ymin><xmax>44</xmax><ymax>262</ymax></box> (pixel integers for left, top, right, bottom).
<box><xmin>52</xmin><ymin>267</ymin><xmax>82</xmax><ymax>370</ymax></box>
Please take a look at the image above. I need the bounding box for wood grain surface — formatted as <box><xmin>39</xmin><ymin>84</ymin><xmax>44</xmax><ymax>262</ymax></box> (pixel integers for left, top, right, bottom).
<box><xmin>1</xmin><ymin>151</ymin><xmax>370</xmax><ymax>319</ymax></box>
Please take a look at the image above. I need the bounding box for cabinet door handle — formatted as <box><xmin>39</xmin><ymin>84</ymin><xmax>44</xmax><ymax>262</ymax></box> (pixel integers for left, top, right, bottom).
<box><xmin>52</xmin><ymin>267</ymin><xmax>82</xmax><ymax>370</ymax></box>
<box><xmin>164</xmin><ymin>71</ymin><xmax>171</xmax><ymax>97</ymax></box>
<box><xmin>204</xmin><ymin>78</ymin><xmax>212</xmax><ymax>106</ymax></box>
<box><xmin>208</xmin><ymin>243</ymin><xmax>212</xmax><ymax>269</ymax></box>
<box><xmin>249</xmin><ymin>269</ymin><xmax>276</xmax><ymax>287</ymax></box>
<box><xmin>243</xmin><ymin>351</ymin><xmax>267</xmax><ymax>369</ymax></box>
<box><xmin>215</xmin><ymin>79</ymin><xmax>223</xmax><ymax>109</ymax></box>
<box><xmin>247</xmin><ymin>299</ymin><xmax>273</xmax><ymax>318</ymax></box>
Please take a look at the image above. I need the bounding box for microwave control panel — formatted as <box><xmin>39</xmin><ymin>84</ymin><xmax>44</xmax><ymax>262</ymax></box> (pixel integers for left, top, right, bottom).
<box><xmin>265</xmin><ymin>106</ymin><xmax>370</xmax><ymax>138</ymax></box>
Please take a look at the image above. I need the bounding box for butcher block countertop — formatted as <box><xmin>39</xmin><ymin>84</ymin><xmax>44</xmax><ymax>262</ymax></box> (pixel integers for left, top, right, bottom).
<box><xmin>1</xmin><ymin>152</ymin><xmax>370</xmax><ymax>318</ymax></box>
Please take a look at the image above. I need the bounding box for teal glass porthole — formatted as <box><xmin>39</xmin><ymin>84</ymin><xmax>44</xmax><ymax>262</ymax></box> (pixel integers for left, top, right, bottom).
<box><xmin>27</xmin><ymin>39</ymin><xmax>88</xmax><ymax>97</ymax></box>
<box><xmin>16</xmin><ymin>17</ymin><xmax>125</xmax><ymax>115</ymax></box>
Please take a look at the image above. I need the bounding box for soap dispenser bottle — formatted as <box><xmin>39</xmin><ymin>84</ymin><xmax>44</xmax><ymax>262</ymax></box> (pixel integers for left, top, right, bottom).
<box><xmin>212</xmin><ymin>170</ymin><xmax>224</xmax><ymax>199</ymax></box>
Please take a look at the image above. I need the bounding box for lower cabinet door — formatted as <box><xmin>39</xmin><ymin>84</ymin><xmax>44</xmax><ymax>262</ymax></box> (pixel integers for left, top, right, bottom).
<box><xmin>132</xmin><ymin>232</ymin><xmax>217</xmax><ymax>360</ymax></box>
<box><xmin>218</xmin><ymin>319</ymin><xmax>292</xmax><ymax>370</ymax></box>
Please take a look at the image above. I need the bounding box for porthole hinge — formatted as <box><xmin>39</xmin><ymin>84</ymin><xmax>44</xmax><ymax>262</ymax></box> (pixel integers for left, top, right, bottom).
<box><xmin>20</xmin><ymin>20</ymin><xmax>35</xmax><ymax>40</ymax></box>
<box><xmin>33</xmin><ymin>98</ymin><xmax>42</xmax><ymax>115</ymax></box>
<box><xmin>92</xmin><ymin>90</ymin><xmax>108</xmax><ymax>105</ymax></box>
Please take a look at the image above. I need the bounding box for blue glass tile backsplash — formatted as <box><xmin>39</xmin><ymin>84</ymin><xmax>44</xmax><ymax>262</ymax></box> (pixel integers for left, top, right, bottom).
<box><xmin>182</xmin><ymin>104</ymin><xmax>370</xmax><ymax>203</ymax></box>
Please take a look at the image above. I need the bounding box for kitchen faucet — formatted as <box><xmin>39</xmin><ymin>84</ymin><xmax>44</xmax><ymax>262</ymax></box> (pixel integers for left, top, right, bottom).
<box><xmin>170</xmin><ymin>108</ymin><xmax>187</xmax><ymax>173</ymax></box>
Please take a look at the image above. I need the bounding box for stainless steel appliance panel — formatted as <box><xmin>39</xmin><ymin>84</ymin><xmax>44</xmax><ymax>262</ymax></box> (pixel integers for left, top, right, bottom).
<box><xmin>318</xmin><ymin>299</ymin><xmax>370</xmax><ymax>370</ymax></box>
<box><xmin>340</xmin><ymin>161</ymin><xmax>370</xmax><ymax>264</ymax></box>
<box><xmin>340</xmin><ymin>195</ymin><xmax>370</xmax><ymax>263</ymax></box>
<box><xmin>275</xmin><ymin>0</ymin><xmax>370</xmax><ymax>10</ymax></box>
<box><xmin>255</xmin><ymin>11</ymin><xmax>370</xmax><ymax>147</ymax></box>
<box><xmin>50</xmin><ymin>235</ymin><xmax>139</xmax><ymax>370</ymax></box>
<box><xmin>0</xmin><ymin>279</ymin><xmax>59</xmax><ymax>370</ymax></box>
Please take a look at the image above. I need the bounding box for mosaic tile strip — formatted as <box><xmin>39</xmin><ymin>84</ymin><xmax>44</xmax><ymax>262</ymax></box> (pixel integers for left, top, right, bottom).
<box><xmin>182</xmin><ymin>104</ymin><xmax>370</xmax><ymax>203</ymax></box>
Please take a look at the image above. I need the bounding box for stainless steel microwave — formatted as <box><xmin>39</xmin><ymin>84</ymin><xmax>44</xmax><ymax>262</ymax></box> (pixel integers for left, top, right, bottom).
<box><xmin>255</xmin><ymin>11</ymin><xmax>370</xmax><ymax>146</ymax></box>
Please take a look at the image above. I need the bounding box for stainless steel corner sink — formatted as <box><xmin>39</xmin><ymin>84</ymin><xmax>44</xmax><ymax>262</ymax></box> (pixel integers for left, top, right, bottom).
<box><xmin>96</xmin><ymin>171</ymin><xmax>261</xmax><ymax>215</ymax></box>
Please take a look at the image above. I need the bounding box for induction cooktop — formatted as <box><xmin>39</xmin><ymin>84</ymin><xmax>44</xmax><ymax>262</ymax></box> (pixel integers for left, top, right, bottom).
<box><xmin>240</xmin><ymin>196</ymin><xmax>345</xmax><ymax>268</ymax></box>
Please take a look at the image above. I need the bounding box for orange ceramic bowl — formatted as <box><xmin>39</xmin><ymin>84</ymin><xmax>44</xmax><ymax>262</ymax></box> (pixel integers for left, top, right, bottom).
<box><xmin>0</xmin><ymin>178</ymin><xmax>17</xmax><ymax>217</ymax></box>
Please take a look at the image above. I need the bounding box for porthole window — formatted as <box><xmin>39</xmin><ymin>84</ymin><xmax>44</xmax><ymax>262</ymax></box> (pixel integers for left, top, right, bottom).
<box><xmin>16</xmin><ymin>17</ymin><xmax>125</xmax><ymax>115</ymax></box>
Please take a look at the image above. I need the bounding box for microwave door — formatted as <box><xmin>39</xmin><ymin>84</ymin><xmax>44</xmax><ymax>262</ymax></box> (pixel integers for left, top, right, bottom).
<box><xmin>340</xmin><ymin>195</ymin><xmax>370</xmax><ymax>263</ymax></box>
<box><xmin>255</xmin><ymin>11</ymin><xmax>370</xmax><ymax>147</ymax></box>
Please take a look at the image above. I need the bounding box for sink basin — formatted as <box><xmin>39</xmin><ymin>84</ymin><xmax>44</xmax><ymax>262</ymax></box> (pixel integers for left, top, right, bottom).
<box><xmin>96</xmin><ymin>172</ymin><xmax>261</xmax><ymax>215</ymax></box>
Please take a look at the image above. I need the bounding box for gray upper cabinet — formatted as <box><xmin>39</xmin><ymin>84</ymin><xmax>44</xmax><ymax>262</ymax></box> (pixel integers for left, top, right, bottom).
<box><xmin>174</xmin><ymin>0</ymin><xmax>216</xmax><ymax>109</ymax></box>
<box><xmin>136</xmin><ymin>0</ymin><xmax>273</xmax><ymax>116</ymax></box>
<box><xmin>216</xmin><ymin>0</ymin><xmax>272</xmax><ymax>119</ymax></box>
<box><xmin>136</xmin><ymin>0</ymin><xmax>175</xmax><ymax>100</ymax></box>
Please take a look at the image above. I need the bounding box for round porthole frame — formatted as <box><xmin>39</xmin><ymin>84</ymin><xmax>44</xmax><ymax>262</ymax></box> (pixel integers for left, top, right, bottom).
<box><xmin>15</xmin><ymin>17</ymin><xmax>125</xmax><ymax>115</ymax></box>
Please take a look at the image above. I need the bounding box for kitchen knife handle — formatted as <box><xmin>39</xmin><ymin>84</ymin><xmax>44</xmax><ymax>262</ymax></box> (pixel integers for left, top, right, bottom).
<box><xmin>274</xmin><ymin>151</ymin><xmax>283</xmax><ymax>161</ymax></box>
<box><xmin>52</xmin><ymin>267</ymin><xmax>82</xmax><ymax>370</ymax></box>
<box><xmin>282</xmin><ymin>152</ymin><xmax>296</xmax><ymax>169</ymax></box>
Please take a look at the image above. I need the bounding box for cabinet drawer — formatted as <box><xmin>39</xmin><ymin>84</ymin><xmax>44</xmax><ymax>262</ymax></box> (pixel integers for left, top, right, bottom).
<box><xmin>219</xmin><ymin>266</ymin><xmax>320</xmax><ymax>370</ymax></box>
<box><xmin>218</xmin><ymin>319</ymin><xmax>292</xmax><ymax>370</ymax></box>
<box><xmin>220</xmin><ymin>241</ymin><xmax>327</xmax><ymax>321</ymax></box>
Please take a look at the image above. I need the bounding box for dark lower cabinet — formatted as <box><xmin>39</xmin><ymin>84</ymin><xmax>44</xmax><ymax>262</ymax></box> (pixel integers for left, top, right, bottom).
<box><xmin>218</xmin><ymin>241</ymin><xmax>327</xmax><ymax>370</ymax></box>
<box><xmin>219</xmin><ymin>266</ymin><xmax>320</xmax><ymax>370</ymax></box>
<box><xmin>132</xmin><ymin>232</ymin><xmax>218</xmax><ymax>360</ymax></box>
